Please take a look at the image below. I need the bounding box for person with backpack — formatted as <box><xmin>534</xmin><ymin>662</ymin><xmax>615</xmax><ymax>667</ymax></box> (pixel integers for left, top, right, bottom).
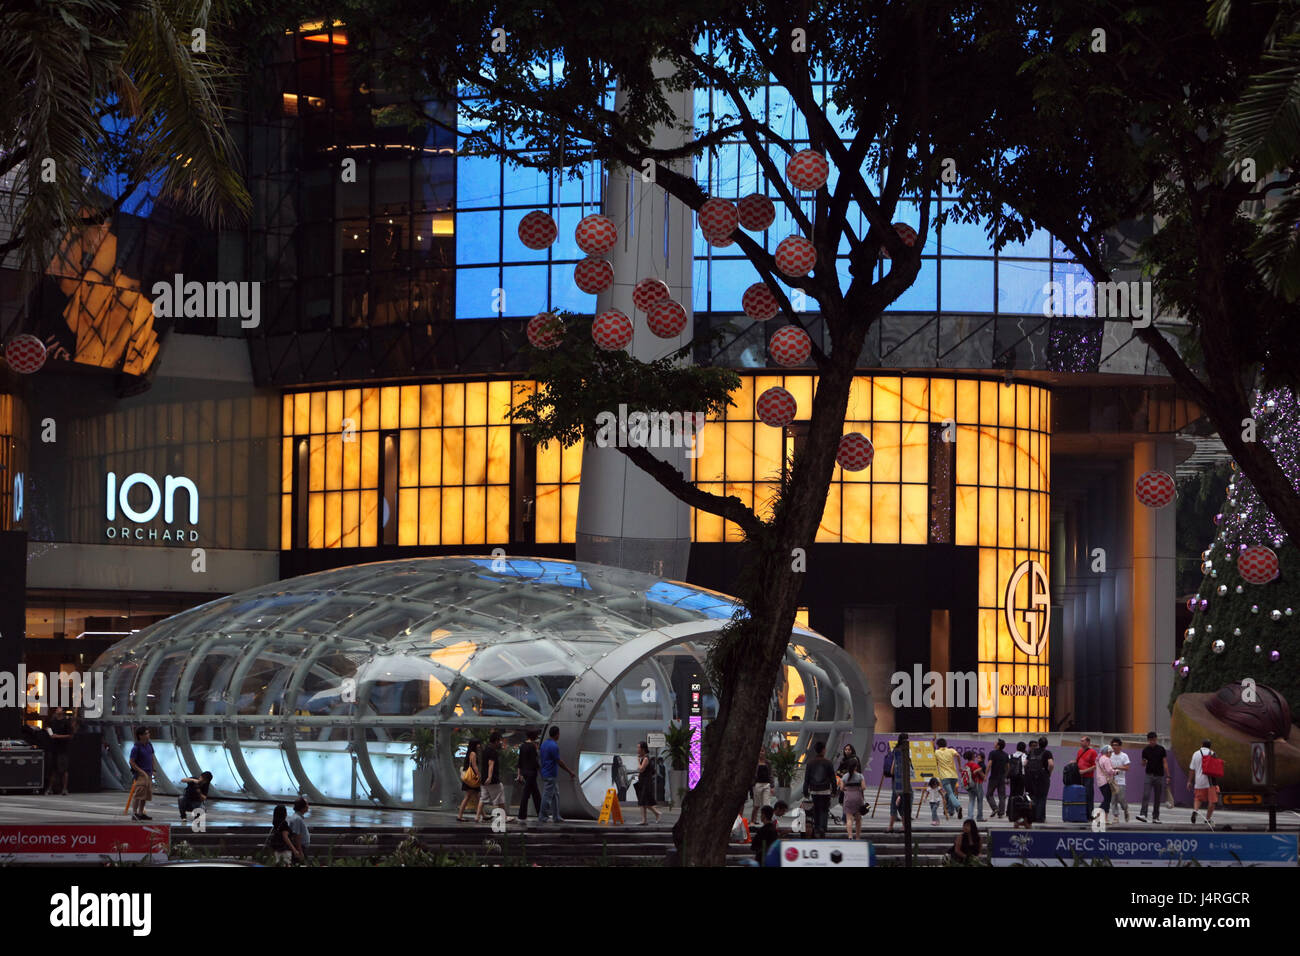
<box><xmin>888</xmin><ymin>733</ymin><xmax>913</xmax><ymax>833</ymax></box>
<box><xmin>962</xmin><ymin>750</ymin><xmax>986</xmax><ymax>822</ymax></box>
<box><xmin>802</xmin><ymin>741</ymin><xmax>837</xmax><ymax>838</ymax></box>
<box><xmin>1189</xmin><ymin>738</ymin><xmax>1223</xmax><ymax>827</ymax></box>
<box><xmin>1076</xmin><ymin>736</ymin><xmax>1098</xmax><ymax>818</ymax></box>
<box><xmin>266</xmin><ymin>804</ymin><xmax>302</xmax><ymax>865</ymax></box>
<box><xmin>1036</xmin><ymin>737</ymin><xmax>1055</xmax><ymax>823</ymax></box>
<box><xmin>934</xmin><ymin>738</ymin><xmax>963</xmax><ymax>818</ymax></box>
<box><xmin>1007</xmin><ymin>747</ymin><xmax>1033</xmax><ymax>828</ymax></box>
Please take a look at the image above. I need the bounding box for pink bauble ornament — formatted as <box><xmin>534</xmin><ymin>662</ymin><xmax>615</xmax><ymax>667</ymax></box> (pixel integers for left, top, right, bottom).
<box><xmin>1238</xmin><ymin>545</ymin><xmax>1280</xmax><ymax>585</ymax></box>
<box><xmin>591</xmin><ymin>310</ymin><xmax>633</xmax><ymax>351</ymax></box>
<box><xmin>517</xmin><ymin>210</ymin><xmax>557</xmax><ymax>250</ymax></box>
<box><xmin>574</xmin><ymin>257</ymin><xmax>614</xmax><ymax>294</ymax></box>
<box><xmin>786</xmin><ymin>150</ymin><xmax>829</xmax><ymax>190</ymax></box>
<box><xmin>879</xmin><ymin>222</ymin><xmax>918</xmax><ymax>258</ymax></box>
<box><xmin>4</xmin><ymin>334</ymin><xmax>46</xmax><ymax>374</ymax></box>
<box><xmin>768</xmin><ymin>325</ymin><xmax>812</xmax><ymax>367</ymax></box>
<box><xmin>836</xmin><ymin>432</ymin><xmax>875</xmax><ymax>472</ymax></box>
<box><xmin>526</xmin><ymin>312</ymin><xmax>564</xmax><ymax>349</ymax></box>
<box><xmin>742</xmin><ymin>283</ymin><xmax>780</xmax><ymax>321</ymax></box>
<box><xmin>646</xmin><ymin>299</ymin><xmax>688</xmax><ymax>338</ymax></box>
<box><xmin>632</xmin><ymin>277</ymin><xmax>671</xmax><ymax>312</ymax></box>
<box><xmin>737</xmin><ymin>193</ymin><xmax>776</xmax><ymax>231</ymax></box>
<box><xmin>698</xmin><ymin>198</ymin><xmax>739</xmax><ymax>244</ymax></box>
<box><xmin>1135</xmin><ymin>469</ymin><xmax>1175</xmax><ymax>508</ymax></box>
<box><xmin>575</xmin><ymin>214</ymin><xmax>618</xmax><ymax>255</ymax></box>
<box><xmin>1271</xmin><ymin>650</ymin><xmax>1282</xmax><ymax>662</ymax></box>
<box><xmin>774</xmin><ymin>236</ymin><xmax>817</xmax><ymax>277</ymax></box>
<box><xmin>755</xmin><ymin>387</ymin><xmax>797</xmax><ymax>428</ymax></box>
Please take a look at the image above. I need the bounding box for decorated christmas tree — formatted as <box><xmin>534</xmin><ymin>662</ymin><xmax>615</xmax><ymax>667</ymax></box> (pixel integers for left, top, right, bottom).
<box><xmin>1173</xmin><ymin>387</ymin><xmax>1300</xmax><ymax>710</ymax></box>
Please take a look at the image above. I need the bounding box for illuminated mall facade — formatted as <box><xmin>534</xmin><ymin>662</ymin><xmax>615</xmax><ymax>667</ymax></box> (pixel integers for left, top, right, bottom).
<box><xmin>0</xmin><ymin>23</ymin><xmax>1196</xmax><ymax>803</ymax></box>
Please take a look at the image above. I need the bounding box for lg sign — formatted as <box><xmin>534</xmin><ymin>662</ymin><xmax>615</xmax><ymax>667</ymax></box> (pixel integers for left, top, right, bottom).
<box><xmin>105</xmin><ymin>471</ymin><xmax>199</xmax><ymax>542</ymax></box>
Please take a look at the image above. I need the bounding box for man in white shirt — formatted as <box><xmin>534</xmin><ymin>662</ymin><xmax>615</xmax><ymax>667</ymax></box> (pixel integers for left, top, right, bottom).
<box><xmin>1109</xmin><ymin>737</ymin><xmax>1131</xmax><ymax>823</ymax></box>
<box><xmin>1188</xmin><ymin>738</ymin><xmax>1218</xmax><ymax>827</ymax></box>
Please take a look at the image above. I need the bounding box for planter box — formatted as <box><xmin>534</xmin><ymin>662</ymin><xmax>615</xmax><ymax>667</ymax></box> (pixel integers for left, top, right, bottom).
<box><xmin>668</xmin><ymin>770</ymin><xmax>688</xmax><ymax>807</ymax></box>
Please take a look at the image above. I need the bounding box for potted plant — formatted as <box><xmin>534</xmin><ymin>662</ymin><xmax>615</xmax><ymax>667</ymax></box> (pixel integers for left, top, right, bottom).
<box><xmin>767</xmin><ymin>740</ymin><xmax>799</xmax><ymax>806</ymax></box>
<box><xmin>664</xmin><ymin>721</ymin><xmax>694</xmax><ymax>808</ymax></box>
<box><xmin>500</xmin><ymin>739</ymin><xmax>522</xmax><ymax>804</ymax></box>
<box><xmin>406</xmin><ymin>727</ymin><xmax>437</xmax><ymax>809</ymax></box>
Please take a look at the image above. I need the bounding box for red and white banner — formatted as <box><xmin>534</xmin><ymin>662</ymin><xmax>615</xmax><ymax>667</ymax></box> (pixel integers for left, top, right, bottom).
<box><xmin>0</xmin><ymin>825</ymin><xmax>169</xmax><ymax>862</ymax></box>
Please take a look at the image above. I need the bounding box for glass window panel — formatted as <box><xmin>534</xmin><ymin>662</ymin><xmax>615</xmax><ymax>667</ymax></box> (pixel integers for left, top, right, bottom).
<box><xmin>1016</xmin><ymin>431</ymin><xmax>1030</xmax><ymax>489</ymax></box>
<box><xmin>283</xmin><ymin>395</ymin><xmax>295</xmax><ymax>435</ymax></box>
<box><xmin>359</xmin><ymin>491</ymin><xmax>378</xmax><ymax>547</ymax></box>
<box><xmin>420</xmin><ymin>430</ymin><xmax>441</xmax><ymax>486</ymax></box>
<box><xmin>500</xmin><ymin>266</ymin><xmax>548</xmax><ymax>316</ymax></box>
<box><xmin>456</xmin><ymin>155</ymin><xmax>501</xmax><ymax>209</ymax></box>
<box><xmin>998</xmin><ymin>429</ymin><xmax>1016</xmax><ymax>485</ymax></box>
<box><xmin>455</xmin><ymin>210</ymin><xmax>501</xmax><ymax>264</ymax></box>
<box><xmin>465</xmin><ymin>381</ymin><xmax>488</xmax><ymax>426</ymax></box>
<box><xmin>846</xmin><ymin>376</ymin><xmax>871</xmax><ymax>421</ymax></box>
<box><xmin>900</xmin><ymin>421</ymin><xmax>928</xmax><ymax>483</ymax></box>
<box><xmin>326</xmin><ymin>390</ymin><xmax>343</xmax><ymax>433</ymax></box>
<box><xmin>561</xmin><ymin>441</ymin><xmax>582</xmax><ymax>484</ymax></box>
<box><xmin>842</xmin><ymin>484</ymin><xmax>871</xmax><ymax>543</ymax></box>
<box><xmin>309</xmin><ymin>435</ymin><xmax>325</xmax><ymax>490</ymax></box>
<box><xmin>487</xmin><ymin>485</ymin><xmax>509</xmax><ymax>541</ymax></box>
<box><xmin>380</xmin><ymin>387</ymin><xmax>401</xmax><ymax>430</ymax></box>
<box><xmin>998</xmin><ymin>259</ymin><xmax>1052</xmax><ymax>315</ymax></box>
<box><xmin>420</xmin><ymin>385</ymin><xmax>442</xmax><ymax>427</ymax></box>
<box><xmin>816</xmin><ymin>483</ymin><xmax>841</xmax><ymax>542</ymax></box>
<box><xmin>979</xmin><ymin>381</ymin><xmax>998</xmax><ymax>426</ymax></box>
<box><xmin>978</xmin><ymin>487</ymin><xmax>997</xmax><ymax>546</ymax></box>
<box><xmin>418</xmin><ymin>488</ymin><xmax>441</xmax><ymax>545</ymax></box>
<box><xmin>561</xmin><ymin>484</ymin><xmax>579</xmax><ymax>542</ymax></box>
<box><xmin>308</xmin><ymin>492</ymin><xmax>324</xmax><ymax>548</ymax></box>
<box><xmin>955</xmin><ymin>424</ymin><xmax>978</xmax><ymax>485</ymax></box>
<box><xmin>536</xmin><ymin>441</ymin><xmax>560</xmax><ymax>485</ymax></box>
<box><xmin>342</xmin><ymin>490</ymin><xmax>359</xmax><ymax>548</ymax></box>
<box><xmin>464</xmin><ymin>428</ymin><xmax>487</xmax><ymax>485</ymax></box>
<box><xmin>310</xmin><ymin>391</ymin><xmax>326</xmax><ymax>431</ymax></box>
<box><xmin>979</xmin><ymin>547</ymin><xmax>998</xmax><ymax>607</ymax></box>
<box><xmin>534</xmin><ymin>485</ymin><xmax>559</xmax><ymax>542</ymax></box>
<box><xmin>487</xmin><ymin>426</ymin><xmax>510</xmax><ymax>484</ymax></box>
<box><xmin>488</xmin><ymin>381</ymin><xmax>513</xmax><ymax>424</ymax></box>
<box><xmin>941</xmin><ymin>258</ymin><xmax>995</xmax><ymax>313</ymax></box>
<box><xmin>398</xmin><ymin>487</ymin><xmax>419</xmax><ymax>545</ymax></box>
<box><xmin>886</xmin><ymin>258</ymin><xmax>936</xmax><ymax>312</ymax></box>
<box><xmin>443</xmin><ymin>383</ymin><xmax>465</xmax><ymax>427</ymax></box>
<box><xmin>281</xmin><ymin>495</ymin><xmax>291</xmax><ymax>550</ymax></box>
<box><xmin>549</xmin><ymin>264</ymin><xmax>592</xmax><ymax>315</ymax></box>
<box><xmin>694</xmin><ymin>494</ymin><xmax>724</xmax><ymax>542</ymax></box>
<box><xmin>1016</xmin><ymin>489</ymin><xmax>1030</xmax><ymax>549</ymax></box>
<box><xmin>870</xmin><ymin>485</ymin><xmax>899</xmax><ymax>545</ymax></box>
<box><xmin>724</xmin><ymin>422</ymin><xmax>754</xmax><ymax>481</ymax></box>
<box><xmin>694</xmin><ymin>419</ymin><xmax>725</xmax><ymax>482</ymax></box>
<box><xmin>442</xmin><ymin>429</ymin><xmax>465</xmax><ymax>485</ymax></box>
<box><xmin>441</xmin><ymin>488</ymin><xmax>464</xmax><ymax>545</ymax></box>
<box><xmin>361</xmin><ymin>388</ymin><xmax>380</xmax><ymax>431</ymax></box>
<box><xmin>978</xmin><ymin>427</ymin><xmax>997</xmax><ymax>486</ymax></box>
<box><xmin>901</xmin><ymin>484</ymin><xmax>928</xmax><ymax>544</ymax></box>
<box><xmin>784</xmin><ymin>375</ymin><xmax>813</xmax><ymax>413</ymax></box>
<box><xmin>869</xmin><ymin>422</ymin><xmax>900</xmax><ymax>483</ymax></box>
<box><xmin>940</xmin><ymin>206</ymin><xmax>994</xmax><ymax>257</ymax></box>
<box><xmin>399</xmin><ymin>429</ymin><xmax>419</xmax><ymax>486</ymax></box>
<box><xmin>998</xmin><ymin>488</ymin><xmax>1015</xmax><ymax>546</ymax></box>
<box><xmin>754</xmin><ymin>418</ymin><xmax>782</xmax><ymax>479</ymax></box>
<box><xmin>456</xmin><ymin>266</ymin><xmax>501</xmax><ymax>319</ymax></box>
<box><xmin>326</xmin><ymin>433</ymin><xmax>342</xmax><ymax>490</ymax></box>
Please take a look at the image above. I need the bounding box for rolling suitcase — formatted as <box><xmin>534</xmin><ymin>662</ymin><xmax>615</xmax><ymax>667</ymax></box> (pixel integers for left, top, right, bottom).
<box><xmin>1062</xmin><ymin>783</ymin><xmax>1088</xmax><ymax>823</ymax></box>
<box><xmin>1009</xmin><ymin>793</ymin><xmax>1034</xmax><ymax>825</ymax></box>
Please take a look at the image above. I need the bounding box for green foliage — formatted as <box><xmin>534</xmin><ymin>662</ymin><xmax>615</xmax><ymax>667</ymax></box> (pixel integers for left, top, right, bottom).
<box><xmin>511</xmin><ymin>318</ymin><xmax>739</xmax><ymax>450</ymax></box>
<box><xmin>663</xmin><ymin>721</ymin><xmax>694</xmax><ymax>772</ymax></box>
<box><xmin>405</xmin><ymin>727</ymin><xmax>438</xmax><ymax>768</ymax></box>
<box><xmin>766</xmin><ymin>739</ymin><xmax>800</xmax><ymax>788</ymax></box>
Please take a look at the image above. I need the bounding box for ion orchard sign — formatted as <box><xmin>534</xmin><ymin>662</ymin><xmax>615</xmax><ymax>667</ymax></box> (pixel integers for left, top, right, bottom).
<box><xmin>104</xmin><ymin>471</ymin><xmax>199</xmax><ymax>542</ymax></box>
<box><xmin>1005</xmin><ymin>560</ymin><xmax>1050</xmax><ymax>657</ymax></box>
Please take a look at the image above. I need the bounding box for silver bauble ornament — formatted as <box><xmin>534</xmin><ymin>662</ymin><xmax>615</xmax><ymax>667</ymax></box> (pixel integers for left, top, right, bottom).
<box><xmin>1233</xmin><ymin>627</ymin><xmax>1242</xmax><ymax>637</ymax></box>
<box><xmin>1271</xmin><ymin>609</ymin><xmax>1283</xmax><ymax>621</ymax></box>
<box><xmin>1235</xmin><ymin>585</ymin><xmax>1244</xmax><ymax>594</ymax></box>
<box><xmin>1213</xmin><ymin>640</ymin><xmax>1225</xmax><ymax>654</ymax></box>
<box><xmin>1252</xmin><ymin>605</ymin><xmax>1260</xmax><ymax>614</ymax></box>
<box><xmin>1217</xmin><ymin>585</ymin><xmax>1228</xmax><ymax>596</ymax></box>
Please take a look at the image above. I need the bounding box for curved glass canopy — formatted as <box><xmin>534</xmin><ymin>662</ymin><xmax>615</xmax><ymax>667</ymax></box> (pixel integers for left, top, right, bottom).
<box><xmin>93</xmin><ymin>557</ymin><xmax>873</xmax><ymax>816</ymax></box>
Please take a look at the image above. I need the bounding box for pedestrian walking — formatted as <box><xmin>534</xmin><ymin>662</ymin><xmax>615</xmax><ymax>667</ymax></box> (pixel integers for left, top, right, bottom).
<box><xmin>128</xmin><ymin>727</ymin><xmax>154</xmax><ymax>821</ymax></box>
<box><xmin>1035</xmin><ymin>737</ymin><xmax>1055</xmax><ymax>823</ymax></box>
<box><xmin>1189</xmin><ymin>738</ymin><xmax>1222</xmax><ymax>828</ymax></box>
<box><xmin>888</xmin><ymin>732</ymin><xmax>912</xmax><ymax>833</ymax></box>
<box><xmin>635</xmin><ymin>741</ymin><xmax>662</xmax><ymax>824</ymax></box>
<box><xmin>986</xmin><ymin>739</ymin><xmax>1010</xmax><ymax>818</ymax></box>
<box><xmin>1076</xmin><ymin>736</ymin><xmax>1098</xmax><ymax>818</ymax></box>
<box><xmin>1097</xmin><ymin>745</ymin><xmax>1115</xmax><ymax>820</ymax></box>
<box><xmin>949</xmin><ymin>819</ymin><xmax>982</xmax><ymax>864</ymax></box>
<box><xmin>516</xmin><ymin>729</ymin><xmax>542</xmax><ymax>822</ymax></box>
<box><xmin>478</xmin><ymin>731</ymin><xmax>508</xmax><ymax>824</ymax></box>
<box><xmin>178</xmin><ymin>770</ymin><xmax>212</xmax><ymax>822</ymax></box>
<box><xmin>934</xmin><ymin>738</ymin><xmax>962</xmax><ymax>818</ymax></box>
<box><xmin>1109</xmin><ymin>737</ymin><xmax>1130</xmax><ymax>823</ymax></box>
<box><xmin>840</xmin><ymin>756</ymin><xmax>866</xmax><ymax>839</ymax></box>
<box><xmin>924</xmin><ymin>776</ymin><xmax>945</xmax><ymax>825</ymax></box>
<box><xmin>751</xmin><ymin>748</ymin><xmax>773</xmax><ymax>823</ymax></box>
<box><xmin>802</xmin><ymin>741</ymin><xmax>837</xmax><ymax>838</ymax></box>
<box><xmin>538</xmin><ymin>726</ymin><xmax>576</xmax><ymax>823</ymax></box>
<box><xmin>44</xmin><ymin>709</ymin><xmax>76</xmax><ymax>796</ymax></box>
<box><xmin>456</xmin><ymin>738</ymin><xmax>481</xmax><ymax>822</ymax></box>
<box><xmin>1024</xmin><ymin>739</ymin><xmax>1048</xmax><ymax>825</ymax></box>
<box><xmin>1137</xmin><ymin>731</ymin><xmax>1167</xmax><ymax>823</ymax></box>
<box><xmin>962</xmin><ymin>750</ymin><xmax>986</xmax><ymax>821</ymax></box>
<box><xmin>266</xmin><ymin>804</ymin><xmax>301</xmax><ymax>865</ymax></box>
<box><xmin>288</xmin><ymin>796</ymin><xmax>311</xmax><ymax>863</ymax></box>
<box><xmin>1008</xmin><ymin>746</ymin><xmax>1033</xmax><ymax>828</ymax></box>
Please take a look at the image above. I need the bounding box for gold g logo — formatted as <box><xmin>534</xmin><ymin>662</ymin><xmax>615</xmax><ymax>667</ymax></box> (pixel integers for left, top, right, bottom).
<box><xmin>1005</xmin><ymin>560</ymin><xmax>1050</xmax><ymax>657</ymax></box>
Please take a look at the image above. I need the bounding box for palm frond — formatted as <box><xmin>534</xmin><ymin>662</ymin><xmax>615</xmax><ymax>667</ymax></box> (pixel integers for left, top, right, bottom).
<box><xmin>1248</xmin><ymin>188</ymin><xmax>1300</xmax><ymax>302</ymax></box>
<box><xmin>1225</xmin><ymin>34</ymin><xmax>1300</xmax><ymax>169</ymax></box>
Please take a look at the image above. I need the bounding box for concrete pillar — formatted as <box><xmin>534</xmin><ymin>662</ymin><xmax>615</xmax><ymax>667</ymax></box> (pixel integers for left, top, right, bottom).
<box><xmin>576</xmin><ymin>63</ymin><xmax>695</xmax><ymax>578</ymax></box>
<box><xmin>1129</xmin><ymin>440</ymin><xmax>1177</xmax><ymax>733</ymax></box>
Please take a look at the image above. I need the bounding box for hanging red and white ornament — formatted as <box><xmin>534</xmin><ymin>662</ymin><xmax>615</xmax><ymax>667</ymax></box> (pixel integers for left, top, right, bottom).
<box><xmin>526</xmin><ymin>313</ymin><xmax>564</xmax><ymax>349</ymax></box>
<box><xmin>836</xmin><ymin>432</ymin><xmax>875</xmax><ymax>472</ymax></box>
<box><xmin>575</xmin><ymin>214</ymin><xmax>618</xmax><ymax>256</ymax></box>
<box><xmin>1239</xmin><ymin>545</ymin><xmax>1280</xmax><ymax>585</ymax></box>
<box><xmin>632</xmin><ymin>277</ymin><xmax>671</xmax><ymax>312</ymax></box>
<box><xmin>769</xmin><ymin>325</ymin><xmax>812</xmax><ymax>367</ymax></box>
<box><xmin>742</xmin><ymin>282</ymin><xmax>780</xmax><ymax>321</ymax></box>
<box><xmin>737</xmin><ymin>193</ymin><xmax>775</xmax><ymax>231</ymax></box>
<box><xmin>592</xmin><ymin>310</ymin><xmax>633</xmax><ymax>351</ymax></box>
<box><xmin>4</xmin><ymin>334</ymin><xmax>46</xmax><ymax>374</ymax></box>
<box><xmin>786</xmin><ymin>150</ymin><xmax>830</xmax><ymax>191</ymax></box>
<box><xmin>1134</xmin><ymin>469</ymin><xmax>1175</xmax><ymax>509</ymax></box>
<box><xmin>698</xmin><ymin>198</ymin><xmax>739</xmax><ymax>245</ymax></box>
<box><xmin>647</xmin><ymin>299</ymin><xmax>688</xmax><ymax>338</ymax></box>
<box><xmin>879</xmin><ymin>223</ymin><xmax>918</xmax><ymax>259</ymax></box>
<box><xmin>756</xmin><ymin>387</ymin><xmax>797</xmax><ymax>427</ymax></box>
<box><xmin>774</xmin><ymin>236</ymin><xmax>817</xmax><ymax>277</ymax></box>
<box><xmin>517</xmin><ymin>210</ymin><xmax>557</xmax><ymax>250</ymax></box>
<box><xmin>574</xmin><ymin>257</ymin><xmax>614</xmax><ymax>294</ymax></box>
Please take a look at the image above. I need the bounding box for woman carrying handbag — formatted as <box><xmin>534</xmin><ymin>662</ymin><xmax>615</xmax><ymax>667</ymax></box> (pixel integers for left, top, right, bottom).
<box><xmin>457</xmin><ymin>738</ymin><xmax>481</xmax><ymax>822</ymax></box>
